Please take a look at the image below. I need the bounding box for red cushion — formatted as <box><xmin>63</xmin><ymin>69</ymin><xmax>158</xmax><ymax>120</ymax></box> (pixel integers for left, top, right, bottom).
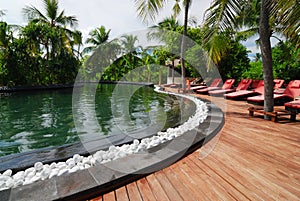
<box><xmin>284</xmin><ymin>100</ymin><xmax>300</xmax><ymax>109</ymax></box>
<box><xmin>291</xmin><ymin>81</ymin><xmax>300</xmax><ymax>88</ymax></box>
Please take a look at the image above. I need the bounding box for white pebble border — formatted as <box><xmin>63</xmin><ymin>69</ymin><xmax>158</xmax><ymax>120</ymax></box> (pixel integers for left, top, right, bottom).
<box><xmin>0</xmin><ymin>86</ymin><xmax>208</xmax><ymax>191</ymax></box>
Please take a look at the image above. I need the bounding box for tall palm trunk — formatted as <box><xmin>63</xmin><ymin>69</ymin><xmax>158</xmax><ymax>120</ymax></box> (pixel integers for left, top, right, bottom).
<box><xmin>181</xmin><ymin>0</ymin><xmax>190</xmax><ymax>92</ymax></box>
<box><xmin>259</xmin><ymin>0</ymin><xmax>274</xmax><ymax>118</ymax></box>
<box><xmin>172</xmin><ymin>59</ymin><xmax>175</xmax><ymax>84</ymax></box>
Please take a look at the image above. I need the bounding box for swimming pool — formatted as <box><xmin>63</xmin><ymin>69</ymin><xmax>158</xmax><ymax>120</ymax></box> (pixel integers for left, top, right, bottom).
<box><xmin>0</xmin><ymin>84</ymin><xmax>196</xmax><ymax>157</ymax></box>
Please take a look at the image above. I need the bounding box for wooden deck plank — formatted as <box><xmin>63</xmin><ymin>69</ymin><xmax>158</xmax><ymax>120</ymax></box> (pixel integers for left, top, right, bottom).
<box><xmin>102</xmin><ymin>191</ymin><xmax>115</xmax><ymax>201</ymax></box>
<box><xmin>188</xmin><ymin>152</ymin><xmax>250</xmax><ymax>201</ymax></box>
<box><xmin>90</xmin><ymin>196</ymin><xmax>103</xmax><ymax>201</ymax></box>
<box><xmin>220</xmin><ymin>133</ymin><xmax>300</xmax><ymax>183</ymax></box>
<box><xmin>177</xmin><ymin>157</ymin><xmax>224</xmax><ymax>201</ymax></box>
<box><xmin>153</xmin><ymin>171</ymin><xmax>184</xmax><ymax>201</ymax></box>
<box><xmin>169</xmin><ymin>159</ymin><xmax>211</xmax><ymax>201</ymax></box>
<box><xmin>162</xmin><ymin>166</ymin><xmax>198</xmax><ymax>201</ymax></box>
<box><xmin>145</xmin><ymin>173</ymin><xmax>170</xmax><ymax>201</ymax></box>
<box><xmin>89</xmin><ymin>90</ymin><xmax>300</xmax><ymax>201</ymax></box>
<box><xmin>184</xmin><ymin>156</ymin><xmax>242</xmax><ymax>201</ymax></box>
<box><xmin>115</xmin><ymin>186</ymin><xmax>129</xmax><ymax>201</ymax></box>
<box><xmin>216</xmin><ymin>137</ymin><xmax>300</xmax><ymax>199</ymax></box>
<box><xmin>135</xmin><ymin>178</ymin><xmax>157</xmax><ymax>201</ymax></box>
<box><xmin>125</xmin><ymin>182</ymin><xmax>143</xmax><ymax>201</ymax></box>
<box><xmin>209</xmin><ymin>142</ymin><xmax>298</xmax><ymax>200</ymax></box>
<box><xmin>198</xmin><ymin>151</ymin><xmax>267</xmax><ymax>200</ymax></box>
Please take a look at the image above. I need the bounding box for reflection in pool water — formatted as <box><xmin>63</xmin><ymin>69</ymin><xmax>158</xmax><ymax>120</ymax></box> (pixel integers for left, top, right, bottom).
<box><xmin>0</xmin><ymin>84</ymin><xmax>195</xmax><ymax>156</ymax></box>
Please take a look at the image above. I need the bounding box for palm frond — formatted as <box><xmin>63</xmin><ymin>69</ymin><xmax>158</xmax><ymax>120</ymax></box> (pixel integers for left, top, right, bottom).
<box><xmin>44</xmin><ymin>0</ymin><xmax>58</xmax><ymax>21</ymax></box>
<box><xmin>134</xmin><ymin>0</ymin><xmax>168</xmax><ymax>23</ymax></box>
<box><xmin>23</xmin><ymin>5</ymin><xmax>48</xmax><ymax>22</ymax></box>
<box><xmin>237</xmin><ymin>27</ymin><xmax>259</xmax><ymax>40</ymax></box>
<box><xmin>273</xmin><ymin>0</ymin><xmax>300</xmax><ymax>47</ymax></box>
<box><xmin>172</xmin><ymin>0</ymin><xmax>181</xmax><ymax>18</ymax></box>
<box><xmin>57</xmin><ymin>11</ymin><xmax>78</xmax><ymax>28</ymax></box>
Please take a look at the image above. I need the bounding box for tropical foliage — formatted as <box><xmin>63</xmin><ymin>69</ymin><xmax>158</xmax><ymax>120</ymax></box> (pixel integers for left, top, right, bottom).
<box><xmin>0</xmin><ymin>0</ymin><xmax>298</xmax><ymax>90</ymax></box>
<box><xmin>0</xmin><ymin>0</ymin><xmax>81</xmax><ymax>86</ymax></box>
<box><xmin>203</xmin><ymin>0</ymin><xmax>300</xmax><ymax>114</ymax></box>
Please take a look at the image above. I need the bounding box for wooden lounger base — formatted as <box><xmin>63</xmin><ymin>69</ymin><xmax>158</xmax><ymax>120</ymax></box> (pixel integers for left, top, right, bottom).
<box><xmin>248</xmin><ymin>107</ymin><xmax>296</xmax><ymax>122</ymax></box>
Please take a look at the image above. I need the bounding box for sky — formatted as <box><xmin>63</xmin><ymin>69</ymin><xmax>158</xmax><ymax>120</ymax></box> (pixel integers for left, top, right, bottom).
<box><xmin>0</xmin><ymin>0</ymin><xmax>264</xmax><ymax>58</ymax></box>
<box><xmin>0</xmin><ymin>0</ymin><xmax>211</xmax><ymax>38</ymax></box>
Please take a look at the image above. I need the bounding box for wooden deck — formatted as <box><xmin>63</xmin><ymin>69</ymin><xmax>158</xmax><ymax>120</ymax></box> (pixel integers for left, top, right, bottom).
<box><xmin>89</xmin><ymin>91</ymin><xmax>300</xmax><ymax>201</ymax></box>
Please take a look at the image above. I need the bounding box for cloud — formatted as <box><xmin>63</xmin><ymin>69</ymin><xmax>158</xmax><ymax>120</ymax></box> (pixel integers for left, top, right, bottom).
<box><xmin>1</xmin><ymin>0</ymin><xmax>211</xmax><ymax>40</ymax></box>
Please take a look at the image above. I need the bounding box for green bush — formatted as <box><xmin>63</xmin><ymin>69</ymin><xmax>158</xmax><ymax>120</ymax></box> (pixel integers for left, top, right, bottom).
<box><xmin>241</xmin><ymin>61</ymin><xmax>263</xmax><ymax>80</ymax></box>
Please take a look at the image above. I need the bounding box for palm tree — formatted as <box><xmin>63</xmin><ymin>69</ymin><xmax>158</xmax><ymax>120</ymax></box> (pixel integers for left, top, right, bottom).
<box><xmin>23</xmin><ymin>0</ymin><xmax>78</xmax><ymax>59</ymax></box>
<box><xmin>119</xmin><ymin>34</ymin><xmax>141</xmax><ymax>81</ymax></box>
<box><xmin>274</xmin><ymin>1</ymin><xmax>300</xmax><ymax>48</ymax></box>
<box><xmin>83</xmin><ymin>26</ymin><xmax>111</xmax><ymax>54</ymax></box>
<box><xmin>23</xmin><ymin>0</ymin><xmax>78</xmax><ymax>28</ymax></box>
<box><xmin>155</xmin><ymin>16</ymin><xmax>179</xmax><ymax>31</ymax></box>
<box><xmin>72</xmin><ymin>30</ymin><xmax>83</xmax><ymax>59</ymax></box>
<box><xmin>134</xmin><ymin>0</ymin><xmax>193</xmax><ymax>92</ymax></box>
<box><xmin>151</xmin><ymin>17</ymin><xmax>180</xmax><ymax>84</ymax></box>
<box><xmin>0</xmin><ymin>22</ymin><xmax>12</xmax><ymax>51</ymax></box>
<box><xmin>120</xmin><ymin>34</ymin><xmax>140</xmax><ymax>53</ymax></box>
<box><xmin>0</xmin><ymin>9</ymin><xmax>6</xmax><ymax>20</ymax></box>
<box><xmin>203</xmin><ymin>0</ymin><xmax>299</xmax><ymax>118</ymax></box>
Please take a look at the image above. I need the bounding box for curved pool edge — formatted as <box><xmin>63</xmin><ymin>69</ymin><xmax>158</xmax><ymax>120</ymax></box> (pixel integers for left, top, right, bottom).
<box><xmin>0</xmin><ymin>93</ymin><xmax>224</xmax><ymax>201</ymax></box>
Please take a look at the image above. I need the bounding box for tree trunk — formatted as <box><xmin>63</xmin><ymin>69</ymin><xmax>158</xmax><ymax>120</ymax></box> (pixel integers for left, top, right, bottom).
<box><xmin>172</xmin><ymin>60</ymin><xmax>175</xmax><ymax>84</ymax></box>
<box><xmin>259</xmin><ymin>0</ymin><xmax>274</xmax><ymax>119</ymax></box>
<box><xmin>180</xmin><ymin>0</ymin><xmax>190</xmax><ymax>93</ymax></box>
<box><xmin>159</xmin><ymin>67</ymin><xmax>162</xmax><ymax>85</ymax></box>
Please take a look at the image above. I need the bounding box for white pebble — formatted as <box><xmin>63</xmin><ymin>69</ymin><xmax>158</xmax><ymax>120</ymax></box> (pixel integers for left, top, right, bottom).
<box><xmin>107</xmin><ymin>152</ymin><xmax>115</xmax><ymax>159</ymax></box>
<box><xmin>68</xmin><ymin>166</ymin><xmax>79</xmax><ymax>173</ymax></box>
<box><xmin>84</xmin><ymin>164</ymin><xmax>91</xmax><ymax>169</ymax></box>
<box><xmin>13</xmin><ymin>171</ymin><xmax>25</xmax><ymax>181</ymax></box>
<box><xmin>31</xmin><ymin>175</ymin><xmax>40</xmax><ymax>182</ymax></box>
<box><xmin>3</xmin><ymin>169</ymin><xmax>12</xmax><ymax>177</ymax></box>
<box><xmin>34</xmin><ymin>162</ymin><xmax>43</xmax><ymax>172</ymax></box>
<box><xmin>82</xmin><ymin>157</ymin><xmax>91</xmax><ymax>166</ymax></box>
<box><xmin>25</xmin><ymin>171</ymin><xmax>36</xmax><ymax>180</ymax></box>
<box><xmin>109</xmin><ymin>145</ymin><xmax>117</xmax><ymax>152</ymax></box>
<box><xmin>25</xmin><ymin>167</ymin><xmax>36</xmax><ymax>177</ymax></box>
<box><xmin>57</xmin><ymin>169</ymin><xmax>68</xmax><ymax>177</ymax></box>
<box><xmin>13</xmin><ymin>179</ymin><xmax>24</xmax><ymax>188</ymax></box>
<box><xmin>57</xmin><ymin>163</ymin><xmax>67</xmax><ymax>170</ymax></box>
<box><xmin>49</xmin><ymin>169</ymin><xmax>59</xmax><ymax>179</ymax></box>
<box><xmin>40</xmin><ymin>167</ymin><xmax>51</xmax><ymax>180</ymax></box>
<box><xmin>5</xmin><ymin>177</ymin><xmax>14</xmax><ymax>188</ymax></box>
<box><xmin>73</xmin><ymin>154</ymin><xmax>82</xmax><ymax>163</ymax></box>
<box><xmin>67</xmin><ymin>160</ymin><xmax>75</xmax><ymax>169</ymax></box>
<box><xmin>0</xmin><ymin>175</ymin><xmax>11</xmax><ymax>182</ymax></box>
<box><xmin>50</xmin><ymin>162</ymin><xmax>57</xmax><ymax>169</ymax></box>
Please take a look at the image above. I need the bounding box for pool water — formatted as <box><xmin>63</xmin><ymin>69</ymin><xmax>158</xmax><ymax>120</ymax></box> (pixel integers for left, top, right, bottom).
<box><xmin>0</xmin><ymin>84</ymin><xmax>195</xmax><ymax>156</ymax></box>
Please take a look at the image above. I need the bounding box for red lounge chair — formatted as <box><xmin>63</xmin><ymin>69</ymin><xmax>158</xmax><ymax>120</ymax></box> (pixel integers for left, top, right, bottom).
<box><xmin>196</xmin><ymin>79</ymin><xmax>235</xmax><ymax>94</ymax></box>
<box><xmin>250</xmin><ymin>80</ymin><xmax>262</xmax><ymax>89</ymax></box>
<box><xmin>224</xmin><ymin>79</ymin><xmax>282</xmax><ymax>100</ymax></box>
<box><xmin>224</xmin><ymin>80</ymin><xmax>264</xmax><ymax>100</ymax></box>
<box><xmin>273</xmin><ymin>79</ymin><xmax>285</xmax><ymax>89</ymax></box>
<box><xmin>247</xmin><ymin>80</ymin><xmax>300</xmax><ymax>105</ymax></box>
<box><xmin>190</xmin><ymin>78</ymin><xmax>222</xmax><ymax>91</ymax></box>
<box><xmin>209</xmin><ymin>79</ymin><xmax>252</xmax><ymax>96</ymax></box>
<box><xmin>284</xmin><ymin>99</ymin><xmax>300</xmax><ymax>121</ymax></box>
<box><xmin>273</xmin><ymin>79</ymin><xmax>285</xmax><ymax>94</ymax></box>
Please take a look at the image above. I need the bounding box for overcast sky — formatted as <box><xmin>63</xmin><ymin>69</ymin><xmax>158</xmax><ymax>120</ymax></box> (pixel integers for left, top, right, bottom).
<box><xmin>0</xmin><ymin>0</ymin><xmax>212</xmax><ymax>38</ymax></box>
<box><xmin>0</xmin><ymin>0</ymin><xmax>265</xmax><ymax>58</ymax></box>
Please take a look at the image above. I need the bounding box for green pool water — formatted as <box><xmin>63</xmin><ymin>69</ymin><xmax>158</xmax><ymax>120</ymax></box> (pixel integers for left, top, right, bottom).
<box><xmin>0</xmin><ymin>84</ymin><xmax>195</xmax><ymax>157</ymax></box>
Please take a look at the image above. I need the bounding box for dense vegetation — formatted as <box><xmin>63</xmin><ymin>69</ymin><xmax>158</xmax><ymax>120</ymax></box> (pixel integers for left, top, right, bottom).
<box><xmin>0</xmin><ymin>0</ymin><xmax>299</xmax><ymax>87</ymax></box>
